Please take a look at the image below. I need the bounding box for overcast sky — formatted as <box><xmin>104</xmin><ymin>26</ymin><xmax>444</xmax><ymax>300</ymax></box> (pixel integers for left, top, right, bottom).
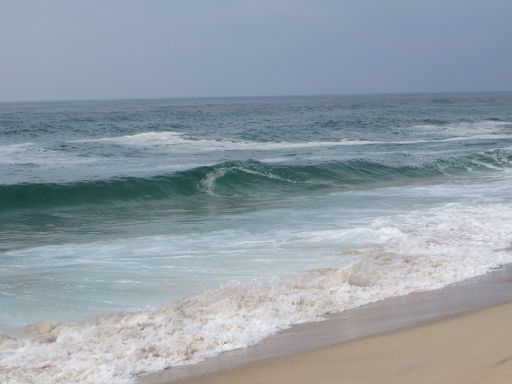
<box><xmin>1</xmin><ymin>0</ymin><xmax>511</xmax><ymax>101</ymax></box>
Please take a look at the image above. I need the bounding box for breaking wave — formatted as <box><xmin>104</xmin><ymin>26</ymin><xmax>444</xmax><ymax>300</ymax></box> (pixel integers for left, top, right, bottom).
<box><xmin>69</xmin><ymin>120</ymin><xmax>512</xmax><ymax>152</ymax></box>
<box><xmin>1</xmin><ymin>149</ymin><xmax>511</xmax><ymax>210</ymax></box>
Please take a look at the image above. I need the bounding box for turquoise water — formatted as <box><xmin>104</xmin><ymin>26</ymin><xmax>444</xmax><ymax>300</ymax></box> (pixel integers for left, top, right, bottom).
<box><xmin>3</xmin><ymin>93</ymin><xmax>512</xmax><ymax>383</ymax></box>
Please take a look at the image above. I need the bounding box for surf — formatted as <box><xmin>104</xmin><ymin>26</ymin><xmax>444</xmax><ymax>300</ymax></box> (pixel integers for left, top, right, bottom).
<box><xmin>1</xmin><ymin>149</ymin><xmax>511</xmax><ymax>211</ymax></box>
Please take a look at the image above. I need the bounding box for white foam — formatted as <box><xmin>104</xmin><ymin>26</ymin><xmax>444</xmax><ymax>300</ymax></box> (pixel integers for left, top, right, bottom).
<box><xmin>199</xmin><ymin>167</ymin><xmax>228</xmax><ymax>195</ymax></box>
<box><xmin>0</xmin><ymin>142</ymin><xmax>35</xmax><ymax>154</ymax></box>
<box><xmin>0</xmin><ymin>143</ymin><xmax>37</xmax><ymax>164</ymax></box>
<box><xmin>0</xmin><ymin>142</ymin><xmax>97</xmax><ymax>167</ymax></box>
<box><xmin>411</xmin><ymin>120</ymin><xmax>512</xmax><ymax>136</ymax></box>
<box><xmin>67</xmin><ymin>121</ymin><xmax>512</xmax><ymax>153</ymax></box>
<box><xmin>198</xmin><ymin>163</ymin><xmax>307</xmax><ymax>195</ymax></box>
<box><xmin>71</xmin><ymin>131</ymin><xmax>377</xmax><ymax>151</ymax></box>
<box><xmin>2</xmin><ymin>201</ymin><xmax>512</xmax><ymax>384</ymax></box>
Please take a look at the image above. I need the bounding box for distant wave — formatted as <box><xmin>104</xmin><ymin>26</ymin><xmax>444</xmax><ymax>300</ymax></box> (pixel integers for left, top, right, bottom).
<box><xmin>70</xmin><ymin>131</ymin><xmax>377</xmax><ymax>150</ymax></box>
<box><xmin>2</xmin><ymin>201</ymin><xmax>512</xmax><ymax>383</ymax></box>
<box><xmin>0</xmin><ymin>142</ymin><xmax>97</xmax><ymax>166</ymax></box>
<box><xmin>410</xmin><ymin>120</ymin><xmax>512</xmax><ymax>135</ymax></box>
<box><xmin>3</xmin><ymin>120</ymin><xmax>511</xmax><ymax>167</ymax></box>
<box><xmin>1</xmin><ymin>149</ymin><xmax>511</xmax><ymax>210</ymax></box>
<box><xmin>0</xmin><ymin>142</ymin><xmax>35</xmax><ymax>154</ymax></box>
<box><xmin>67</xmin><ymin>121</ymin><xmax>512</xmax><ymax>152</ymax></box>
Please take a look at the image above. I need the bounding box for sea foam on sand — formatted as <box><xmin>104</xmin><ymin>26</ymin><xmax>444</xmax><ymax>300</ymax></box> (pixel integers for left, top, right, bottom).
<box><xmin>1</xmin><ymin>201</ymin><xmax>512</xmax><ymax>384</ymax></box>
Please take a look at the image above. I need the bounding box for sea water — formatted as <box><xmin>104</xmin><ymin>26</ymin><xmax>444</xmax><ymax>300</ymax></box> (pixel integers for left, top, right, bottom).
<box><xmin>1</xmin><ymin>93</ymin><xmax>512</xmax><ymax>383</ymax></box>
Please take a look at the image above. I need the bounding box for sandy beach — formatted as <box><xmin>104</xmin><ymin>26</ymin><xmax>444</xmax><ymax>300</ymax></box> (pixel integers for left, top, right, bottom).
<box><xmin>142</xmin><ymin>266</ymin><xmax>512</xmax><ymax>384</ymax></box>
<box><xmin>171</xmin><ymin>302</ymin><xmax>512</xmax><ymax>384</ymax></box>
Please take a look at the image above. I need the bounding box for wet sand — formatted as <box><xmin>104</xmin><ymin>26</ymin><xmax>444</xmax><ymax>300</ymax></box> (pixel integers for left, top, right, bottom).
<box><xmin>142</xmin><ymin>265</ymin><xmax>512</xmax><ymax>384</ymax></box>
<box><xmin>172</xmin><ymin>303</ymin><xmax>512</xmax><ymax>384</ymax></box>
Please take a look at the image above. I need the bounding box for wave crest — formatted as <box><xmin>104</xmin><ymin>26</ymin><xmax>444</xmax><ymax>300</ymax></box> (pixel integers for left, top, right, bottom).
<box><xmin>1</xmin><ymin>149</ymin><xmax>511</xmax><ymax>210</ymax></box>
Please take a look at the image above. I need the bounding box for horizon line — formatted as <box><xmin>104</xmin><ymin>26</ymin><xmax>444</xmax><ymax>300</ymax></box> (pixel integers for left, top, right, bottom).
<box><xmin>1</xmin><ymin>89</ymin><xmax>511</xmax><ymax>105</ymax></box>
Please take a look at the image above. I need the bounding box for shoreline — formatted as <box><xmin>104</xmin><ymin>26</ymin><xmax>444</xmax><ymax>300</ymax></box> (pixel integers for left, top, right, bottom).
<box><xmin>142</xmin><ymin>264</ymin><xmax>512</xmax><ymax>384</ymax></box>
<box><xmin>164</xmin><ymin>303</ymin><xmax>512</xmax><ymax>384</ymax></box>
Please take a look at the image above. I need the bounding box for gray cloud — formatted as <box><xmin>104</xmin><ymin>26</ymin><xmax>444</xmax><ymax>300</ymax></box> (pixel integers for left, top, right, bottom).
<box><xmin>1</xmin><ymin>0</ymin><xmax>511</xmax><ymax>101</ymax></box>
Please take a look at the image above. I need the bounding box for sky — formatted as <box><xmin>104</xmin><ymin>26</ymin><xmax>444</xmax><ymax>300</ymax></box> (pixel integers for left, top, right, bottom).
<box><xmin>0</xmin><ymin>0</ymin><xmax>511</xmax><ymax>102</ymax></box>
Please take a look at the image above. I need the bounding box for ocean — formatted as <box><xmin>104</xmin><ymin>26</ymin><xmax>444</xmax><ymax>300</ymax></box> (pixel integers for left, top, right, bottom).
<box><xmin>2</xmin><ymin>93</ymin><xmax>512</xmax><ymax>383</ymax></box>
